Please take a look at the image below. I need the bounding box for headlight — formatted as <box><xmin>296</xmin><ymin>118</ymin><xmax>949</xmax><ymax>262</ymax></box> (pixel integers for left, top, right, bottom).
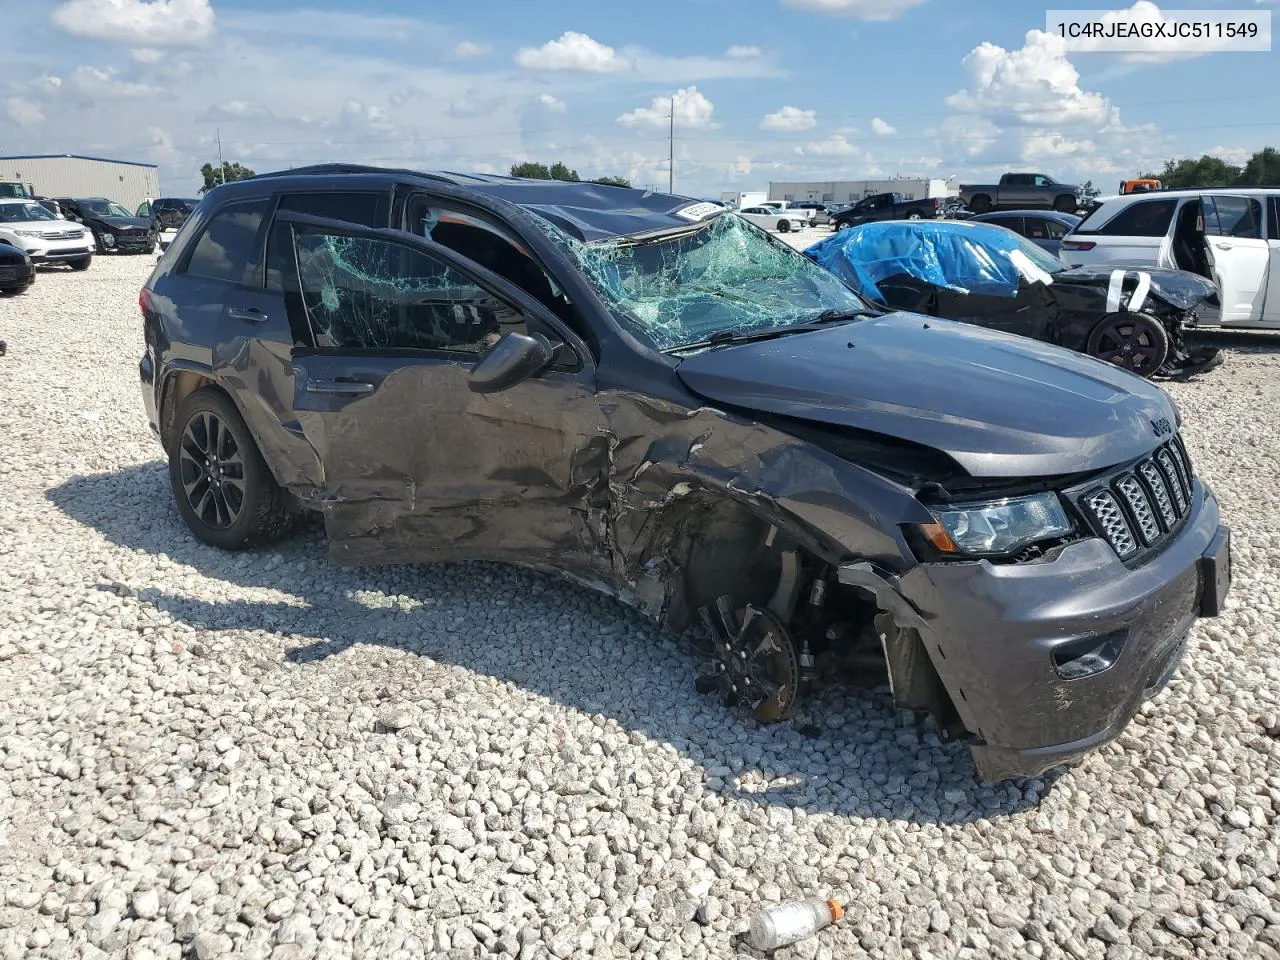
<box><xmin>913</xmin><ymin>492</ymin><xmax>1073</xmax><ymax>558</ymax></box>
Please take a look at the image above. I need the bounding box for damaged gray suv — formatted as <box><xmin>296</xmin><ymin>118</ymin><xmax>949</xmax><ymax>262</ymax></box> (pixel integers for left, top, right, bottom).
<box><xmin>138</xmin><ymin>165</ymin><xmax>1231</xmax><ymax>781</ymax></box>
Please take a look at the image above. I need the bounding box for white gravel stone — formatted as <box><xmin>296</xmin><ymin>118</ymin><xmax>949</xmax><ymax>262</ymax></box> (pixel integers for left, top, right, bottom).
<box><xmin>1</xmin><ymin>254</ymin><xmax>1279</xmax><ymax>960</ymax></box>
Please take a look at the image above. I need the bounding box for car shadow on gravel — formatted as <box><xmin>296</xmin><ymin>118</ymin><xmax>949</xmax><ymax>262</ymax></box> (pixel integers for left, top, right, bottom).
<box><xmin>49</xmin><ymin>463</ymin><xmax>1049</xmax><ymax>824</ymax></box>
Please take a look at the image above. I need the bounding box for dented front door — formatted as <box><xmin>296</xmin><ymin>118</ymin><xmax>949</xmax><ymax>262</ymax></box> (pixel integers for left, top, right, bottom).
<box><xmin>280</xmin><ymin>216</ymin><xmax>608</xmax><ymax>572</ymax></box>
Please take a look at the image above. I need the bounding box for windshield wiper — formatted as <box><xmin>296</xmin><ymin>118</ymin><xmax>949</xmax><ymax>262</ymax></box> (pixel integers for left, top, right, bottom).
<box><xmin>668</xmin><ymin>310</ymin><xmax>883</xmax><ymax>355</ymax></box>
<box><xmin>801</xmin><ymin>308</ymin><xmax>885</xmax><ymax>324</ymax></box>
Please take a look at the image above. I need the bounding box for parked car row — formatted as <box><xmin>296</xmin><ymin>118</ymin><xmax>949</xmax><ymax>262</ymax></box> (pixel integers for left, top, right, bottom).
<box><xmin>1058</xmin><ymin>188</ymin><xmax>1280</xmax><ymax>328</ymax></box>
<box><xmin>0</xmin><ymin>193</ymin><xmax>203</xmax><ymax>293</ymax></box>
<box><xmin>137</xmin><ymin>166</ymin><xmax>1230</xmax><ymax>782</ymax></box>
<box><xmin>0</xmin><ymin>198</ymin><xmax>95</xmax><ymax>282</ymax></box>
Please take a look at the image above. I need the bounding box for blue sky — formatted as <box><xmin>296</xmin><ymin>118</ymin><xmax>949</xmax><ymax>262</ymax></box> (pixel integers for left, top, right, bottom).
<box><xmin>1</xmin><ymin>0</ymin><xmax>1275</xmax><ymax>196</ymax></box>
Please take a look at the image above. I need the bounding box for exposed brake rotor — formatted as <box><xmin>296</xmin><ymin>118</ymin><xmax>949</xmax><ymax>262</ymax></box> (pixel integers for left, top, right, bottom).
<box><xmin>695</xmin><ymin>596</ymin><xmax>801</xmax><ymax>722</ymax></box>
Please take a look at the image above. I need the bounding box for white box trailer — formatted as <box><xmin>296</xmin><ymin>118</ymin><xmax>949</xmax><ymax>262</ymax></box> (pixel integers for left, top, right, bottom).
<box><xmin>0</xmin><ymin>154</ymin><xmax>160</xmax><ymax>211</ymax></box>
<box><xmin>719</xmin><ymin>190</ymin><xmax>768</xmax><ymax>209</ymax></box>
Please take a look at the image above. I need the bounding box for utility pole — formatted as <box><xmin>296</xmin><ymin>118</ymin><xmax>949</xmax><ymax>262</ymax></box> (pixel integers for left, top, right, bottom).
<box><xmin>668</xmin><ymin>96</ymin><xmax>675</xmax><ymax>194</ymax></box>
<box><xmin>216</xmin><ymin>128</ymin><xmax>225</xmax><ymax>184</ymax></box>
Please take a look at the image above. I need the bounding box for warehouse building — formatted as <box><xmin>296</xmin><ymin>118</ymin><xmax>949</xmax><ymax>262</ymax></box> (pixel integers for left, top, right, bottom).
<box><xmin>769</xmin><ymin>178</ymin><xmax>957</xmax><ymax>205</ymax></box>
<box><xmin>0</xmin><ymin>154</ymin><xmax>160</xmax><ymax>211</ymax></box>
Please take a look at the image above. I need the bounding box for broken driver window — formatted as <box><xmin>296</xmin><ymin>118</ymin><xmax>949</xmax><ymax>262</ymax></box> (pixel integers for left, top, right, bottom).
<box><xmin>526</xmin><ymin>212</ymin><xmax>868</xmax><ymax>351</ymax></box>
<box><xmin>406</xmin><ymin>197</ymin><xmax>586</xmax><ymax>339</ymax></box>
<box><xmin>293</xmin><ymin>228</ymin><xmax>526</xmax><ymax>353</ymax></box>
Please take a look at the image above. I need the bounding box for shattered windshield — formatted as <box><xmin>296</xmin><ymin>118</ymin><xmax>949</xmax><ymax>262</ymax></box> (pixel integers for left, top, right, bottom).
<box><xmin>530</xmin><ymin>212</ymin><xmax>868</xmax><ymax>350</ymax></box>
<box><xmin>82</xmin><ymin>200</ymin><xmax>133</xmax><ymax>218</ymax></box>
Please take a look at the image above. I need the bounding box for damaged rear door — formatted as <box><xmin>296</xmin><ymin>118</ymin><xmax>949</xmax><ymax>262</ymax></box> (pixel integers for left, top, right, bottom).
<box><xmin>276</xmin><ymin>212</ymin><xmax>606</xmax><ymax>571</ymax></box>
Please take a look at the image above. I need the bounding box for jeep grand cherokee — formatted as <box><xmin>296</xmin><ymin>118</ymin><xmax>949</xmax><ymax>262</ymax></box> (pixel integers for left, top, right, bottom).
<box><xmin>137</xmin><ymin>165</ymin><xmax>1231</xmax><ymax>781</ymax></box>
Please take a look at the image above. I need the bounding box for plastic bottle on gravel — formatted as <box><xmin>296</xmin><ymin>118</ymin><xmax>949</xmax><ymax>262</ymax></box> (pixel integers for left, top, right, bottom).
<box><xmin>748</xmin><ymin>898</ymin><xmax>845</xmax><ymax>951</ymax></box>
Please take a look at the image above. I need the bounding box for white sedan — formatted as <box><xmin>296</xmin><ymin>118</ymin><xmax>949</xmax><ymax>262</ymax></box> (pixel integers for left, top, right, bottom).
<box><xmin>736</xmin><ymin>206</ymin><xmax>809</xmax><ymax>234</ymax></box>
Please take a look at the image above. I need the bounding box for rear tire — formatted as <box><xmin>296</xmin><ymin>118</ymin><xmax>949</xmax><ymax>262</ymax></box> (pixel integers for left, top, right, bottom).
<box><xmin>69</xmin><ymin>255</ymin><xmax>92</xmax><ymax>271</ymax></box>
<box><xmin>168</xmin><ymin>387</ymin><xmax>295</xmax><ymax>550</ymax></box>
<box><xmin>969</xmin><ymin>196</ymin><xmax>992</xmax><ymax>214</ymax></box>
<box><xmin>777</xmin><ymin>220</ymin><xmax>791</xmax><ymax>233</ymax></box>
<box><xmin>906</xmin><ymin>211</ymin><xmax>924</xmax><ymax>220</ymax></box>
<box><xmin>1054</xmin><ymin>195</ymin><xmax>1078</xmax><ymax>214</ymax></box>
<box><xmin>1086</xmin><ymin>313</ymin><xmax>1170</xmax><ymax>378</ymax></box>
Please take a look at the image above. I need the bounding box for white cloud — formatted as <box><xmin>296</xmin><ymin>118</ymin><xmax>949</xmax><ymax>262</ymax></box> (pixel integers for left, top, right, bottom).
<box><xmin>446</xmin><ymin>93</ymin><xmax>504</xmax><ymax>120</ymax></box>
<box><xmin>515</xmin><ymin>32</ymin><xmax>630</xmax><ymax>72</ymax></box>
<box><xmin>1062</xmin><ymin>1</ymin><xmax>1257</xmax><ymax>63</ymax></box>
<box><xmin>71</xmin><ymin>65</ymin><xmax>165</xmax><ymax>99</ymax></box>
<box><xmin>946</xmin><ymin>30</ymin><xmax>1120</xmax><ymax>128</ymax></box>
<box><xmin>761</xmin><ymin>105</ymin><xmax>817</xmax><ymax>132</ymax></box>
<box><xmin>130</xmin><ymin>47</ymin><xmax>163</xmax><ymax>63</ymax></box>
<box><xmin>5</xmin><ymin>97</ymin><xmax>44</xmax><ymax>128</ymax></box>
<box><xmin>780</xmin><ymin>0</ymin><xmax>926</xmax><ymax>20</ymax></box>
<box><xmin>1201</xmin><ymin>144</ymin><xmax>1253</xmax><ymax>165</ymax></box>
<box><xmin>796</xmin><ymin>134</ymin><xmax>863</xmax><ymax>157</ymax></box>
<box><xmin>536</xmin><ymin>93</ymin><xmax>566</xmax><ymax>113</ymax></box>
<box><xmin>870</xmin><ymin>116</ymin><xmax>896</xmax><ymax>135</ymax></box>
<box><xmin>450</xmin><ymin>40</ymin><xmax>492</xmax><ymax>60</ymax></box>
<box><xmin>204</xmin><ymin>99</ymin><xmax>272</xmax><ymax>121</ymax></box>
<box><xmin>725</xmin><ymin>45</ymin><xmax>762</xmax><ymax>58</ymax></box>
<box><xmin>50</xmin><ymin>0</ymin><xmax>215</xmax><ymax>47</ymax></box>
<box><xmin>618</xmin><ymin>86</ymin><xmax>715</xmax><ymax>128</ymax></box>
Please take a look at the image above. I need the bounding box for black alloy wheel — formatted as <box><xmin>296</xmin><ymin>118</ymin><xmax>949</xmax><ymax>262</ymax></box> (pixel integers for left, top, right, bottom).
<box><xmin>1086</xmin><ymin>313</ymin><xmax>1170</xmax><ymax>378</ymax></box>
<box><xmin>778</xmin><ymin>220</ymin><xmax>791</xmax><ymax>233</ymax></box>
<box><xmin>168</xmin><ymin>387</ymin><xmax>296</xmax><ymax>549</ymax></box>
<box><xmin>178</xmin><ymin>409</ymin><xmax>247</xmax><ymax>531</ymax></box>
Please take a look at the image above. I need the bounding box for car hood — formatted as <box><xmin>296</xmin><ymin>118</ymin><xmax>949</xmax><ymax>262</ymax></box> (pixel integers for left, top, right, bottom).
<box><xmin>675</xmin><ymin>313</ymin><xmax>1177</xmax><ymax>478</ymax></box>
<box><xmin>96</xmin><ymin>216</ymin><xmax>151</xmax><ymax>230</ymax></box>
<box><xmin>1053</xmin><ymin>265</ymin><xmax>1217</xmax><ymax>310</ymax></box>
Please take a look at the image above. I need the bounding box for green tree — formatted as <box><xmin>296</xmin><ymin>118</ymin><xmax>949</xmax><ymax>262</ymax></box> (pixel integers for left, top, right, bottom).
<box><xmin>510</xmin><ymin>161</ymin><xmax>551</xmax><ymax>179</ymax></box>
<box><xmin>509</xmin><ymin>160</ymin><xmax>580</xmax><ymax>182</ymax></box>
<box><xmin>591</xmin><ymin>176</ymin><xmax>632</xmax><ymax>188</ymax></box>
<box><xmin>1238</xmin><ymin>146</ymin><xmax>1280</xmax><ymax>186</ymax></box>
<box><xmin>1141</xmin><ymin>155</ymin><xmax>1242</xmax><ymax>189</ymax></box>
<box><xmin>1079</xmin><ymin>179</ymin><xmax>1100</xmax><ymax>200</ymax></box>
<box><xmin>199</xmin><ymin>161</ymin><xmax>256</xmax><ymax>193</ymax></box>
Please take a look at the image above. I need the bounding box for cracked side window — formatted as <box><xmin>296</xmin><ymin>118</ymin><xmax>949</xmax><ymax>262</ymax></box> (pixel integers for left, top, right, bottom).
<box><xmin>293</xmin><ymin>230</ymin><xmax>527</xmax><ymax>353</ymax></box>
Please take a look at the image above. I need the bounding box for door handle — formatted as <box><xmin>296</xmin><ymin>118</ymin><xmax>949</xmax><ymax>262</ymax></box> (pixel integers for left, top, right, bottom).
<box><xmin>226</xmin><ymin>306</ymin><xmax>269</xmax><ymax>323</ymax></box>
<box><xmin>306</xmin><ymin>378</ymin><xmax>375</xmax><ymax>396</ymax></box>
<box><xmin>1214</xmin><ymin>242</ymin><xmax>1233</xmax><ymax>251</ymax></box>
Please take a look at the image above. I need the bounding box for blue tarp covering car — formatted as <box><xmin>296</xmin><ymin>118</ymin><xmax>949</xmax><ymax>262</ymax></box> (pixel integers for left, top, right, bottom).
<box><xmin>803</xmin><ymin>219</ymin><xmax>1222</xmax><ymax>380</ymax></box>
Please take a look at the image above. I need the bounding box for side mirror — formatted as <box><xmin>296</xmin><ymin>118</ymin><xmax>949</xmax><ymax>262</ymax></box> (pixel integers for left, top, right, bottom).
<box><xmin>469</xmin><ymin>331</ymin><xmax>555</xmax><ymax>394</ymax></box>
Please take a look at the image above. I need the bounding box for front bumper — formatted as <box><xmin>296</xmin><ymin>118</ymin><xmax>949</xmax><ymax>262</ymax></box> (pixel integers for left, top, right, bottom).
<box><xmin>894</xmin><ymin>481</ymin><xmax>1228</xmax><ymax>781</ymax></box>
<box><xmin>29</xmin><ymin>246</ymin><xmax>93</xmax><ymax>262</ymax></box>
<box><xmin>0</xmin><ymin>262</ymin><xmax>36</xmax><ymax>288</ymax></box>
<box><xmin>103</xmin><ymin>234</ymin><xmax>156</xmax><ymax>253</ymax></box>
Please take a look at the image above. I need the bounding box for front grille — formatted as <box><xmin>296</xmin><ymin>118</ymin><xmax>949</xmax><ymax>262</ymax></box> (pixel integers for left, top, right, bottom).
<box><xmin>0</xmin><ymin>266</ymin><xmax>19</xmax><ymax>280</ymax></box>
<box><xmin>1079</xmin><ymin>437</ymin><xmax>1195</xmax><ymax>561</ymax></box>
<box><xmin>40</xmin><ymin>229</ymin><xmax>82</xmax><ymax>240</ymax></box>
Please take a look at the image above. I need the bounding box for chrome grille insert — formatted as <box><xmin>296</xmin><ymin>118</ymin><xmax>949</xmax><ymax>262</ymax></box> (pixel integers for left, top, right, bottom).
<box><xmin>1138</xmin><ymin>461</ymin><xmax>1176</xmax><ymax>529</ymax></box>
<box><xmin>1156</xmin><ymin>449</ymin><xmax>1188</xmax><ymax>512</ymax></box>
<box><xmin>1080</xmin><ymin>437</ymin><xmax>1195</xmax><ymax>561</ymax></box>
<box><xmin>1117</xmin><ymin>475</ymin><xmax>1160</xmax><ymax>545</ymax></box>
<box><xmin>1085</xmin><ymin>490</ymin><xmax>1137</xmax><ymax>558</ymax></box>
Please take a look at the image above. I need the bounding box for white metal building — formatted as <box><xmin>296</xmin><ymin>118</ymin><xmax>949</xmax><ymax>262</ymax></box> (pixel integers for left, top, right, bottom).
<box><xmin>769</xmin><ymin>178</ymin><xmax>957</xmax><ymax>205</ymax></box>
<box><xmin>0</xmin><ymin>154</ymin><xmax>160</xmax><ymax>210</ymax></box>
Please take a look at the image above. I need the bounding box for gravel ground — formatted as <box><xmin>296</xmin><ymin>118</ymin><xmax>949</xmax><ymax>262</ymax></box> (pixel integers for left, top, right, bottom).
<box><xmin>2</xmin><ymin>255</ymin><xmax>1279</xmax><ymax>960</ymax></box>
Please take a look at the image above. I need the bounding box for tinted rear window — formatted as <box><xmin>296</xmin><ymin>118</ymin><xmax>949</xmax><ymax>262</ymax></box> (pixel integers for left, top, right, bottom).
<box><xmin>1074</xmin><ymin>198</ymin><xmax>1177</xmax><ymax>237</ymax></box>
<box><xmin>183</xmin><ymin>199</ymin><xmax>268</xmax><ymax>283</ymax></box>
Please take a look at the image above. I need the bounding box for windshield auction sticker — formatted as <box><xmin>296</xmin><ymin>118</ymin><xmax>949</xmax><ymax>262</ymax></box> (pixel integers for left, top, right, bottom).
<box><xmin>1047</xmin><ymin>8</ymin><xmax>1270</xmax><ymax>53</ymax></box>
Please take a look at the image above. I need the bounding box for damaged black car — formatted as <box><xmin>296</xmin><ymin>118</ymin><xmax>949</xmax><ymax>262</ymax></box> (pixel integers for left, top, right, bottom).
<box><xmin>138</xmin><ymin>166</ymin><xmax>1231</xmax><ymax>781</ymax></box>
<box><xmin>805</xmin><ymin>219</ymin><xmax>1223</xmax><ymax>379</ymax></box>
